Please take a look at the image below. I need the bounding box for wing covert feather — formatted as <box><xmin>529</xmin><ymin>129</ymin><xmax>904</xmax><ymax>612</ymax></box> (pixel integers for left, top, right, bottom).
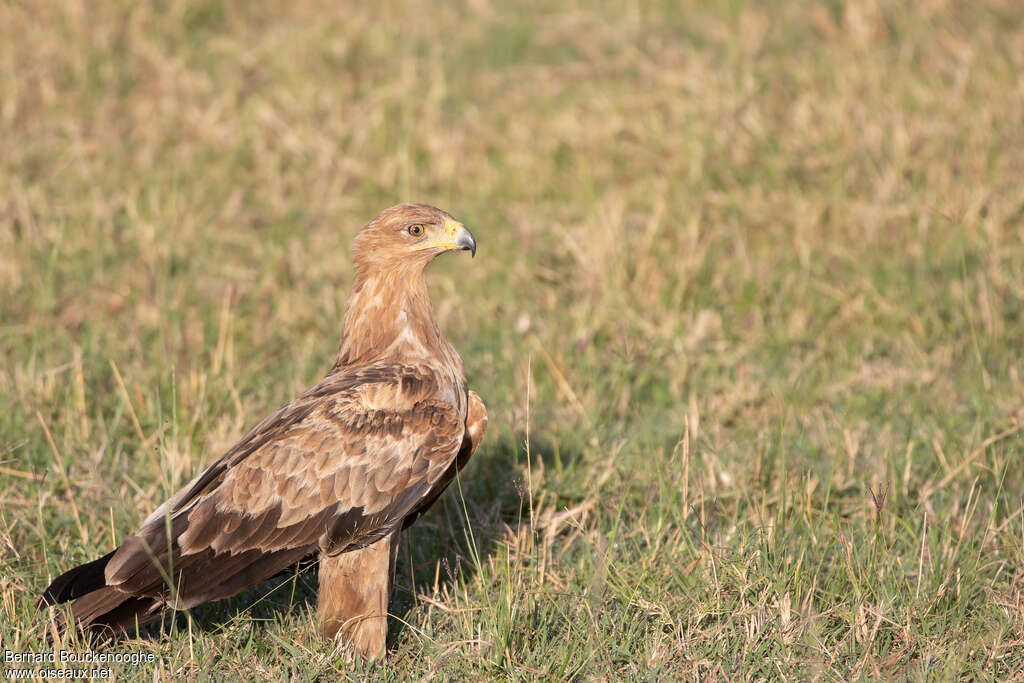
<box><xmin>105</xmin><ymin>364</ymin><xmax>465</xmax><ymax>601</ymax></box>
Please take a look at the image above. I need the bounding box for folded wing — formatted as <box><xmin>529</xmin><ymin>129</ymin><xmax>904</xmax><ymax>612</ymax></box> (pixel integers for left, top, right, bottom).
<box><xmin>44</xmin><ymin>363</ymin><xmax>465</xmax><ymax>630</ymax></box>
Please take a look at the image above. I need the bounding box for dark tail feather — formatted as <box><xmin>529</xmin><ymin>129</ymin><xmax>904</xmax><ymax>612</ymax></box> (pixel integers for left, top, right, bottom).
<box><xmin>39</xmin><ymin>550</ymin><xmax>117</xmax><ymax>607</ymax></box>
<box><xmin>68</xmin><ymin>587</ymin><xmax>160</xmax><ymax>636</ymax></box>
<box><xmin>41</xmin><ymin>543</ymin><xmax>317</xmax><ymax>639</ymax></box>
<box><xmin>40</xmin><ymin>550</ymin><xmax>160</xmax><ymax>639</ymax></box>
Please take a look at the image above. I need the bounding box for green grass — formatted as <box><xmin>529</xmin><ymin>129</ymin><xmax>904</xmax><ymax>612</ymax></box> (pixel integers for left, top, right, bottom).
<box><xmin>2</xmin><ymin>0</ymin><xmax>1024</xmax><ymax>679</ymax></box>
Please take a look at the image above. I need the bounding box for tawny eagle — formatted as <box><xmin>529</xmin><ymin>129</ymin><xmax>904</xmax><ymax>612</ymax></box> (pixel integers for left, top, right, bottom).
<box><xmin>40</xmin><ymin>204</ymin><xmax>487</xmax><ymax>659</ymax></box>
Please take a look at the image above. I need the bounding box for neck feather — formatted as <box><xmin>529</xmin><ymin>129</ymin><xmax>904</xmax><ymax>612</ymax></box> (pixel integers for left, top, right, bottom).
<box><xmin>332</xmin><ymin>266</ymin><xmax>451</xmax><ymax>371</ymax></box>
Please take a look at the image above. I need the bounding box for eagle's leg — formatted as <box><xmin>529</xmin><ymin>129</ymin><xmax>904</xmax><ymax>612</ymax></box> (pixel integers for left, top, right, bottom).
<box><xmin>317</xmin><ymin>530</ymin><xmax>399</xmax><ymax>660</ymax></box>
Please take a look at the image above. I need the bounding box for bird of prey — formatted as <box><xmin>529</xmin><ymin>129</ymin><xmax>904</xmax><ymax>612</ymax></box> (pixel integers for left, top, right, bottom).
<box><xmin>40</xmin><ymin>203</ymin><xmax>487</xmax><ymax>660</ymax></box>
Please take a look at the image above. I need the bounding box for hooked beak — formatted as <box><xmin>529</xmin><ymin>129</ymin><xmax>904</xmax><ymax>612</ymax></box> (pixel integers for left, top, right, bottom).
<box><xmin>453</xmin><ymin>224</ymin><xmax>477</xmax><ymax>257</ymax></box>
<box><xmin>413</xmin><ymin>218</ymin><xmax>478</xmax><ymax>257</ymax></box>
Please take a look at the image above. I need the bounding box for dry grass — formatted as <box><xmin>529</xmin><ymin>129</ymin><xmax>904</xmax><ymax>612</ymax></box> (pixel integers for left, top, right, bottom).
<box><xmin>2</xmin><ymin>0</ymin><xmax>1024</xmax><ymax>679</ymax></box>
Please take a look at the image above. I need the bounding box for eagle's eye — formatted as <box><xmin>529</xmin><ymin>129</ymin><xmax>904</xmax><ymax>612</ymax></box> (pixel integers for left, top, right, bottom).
<box><xmin>408</xmin><ymin>224</ymin><xmax>425</xmax><ymax>237</ymax></box>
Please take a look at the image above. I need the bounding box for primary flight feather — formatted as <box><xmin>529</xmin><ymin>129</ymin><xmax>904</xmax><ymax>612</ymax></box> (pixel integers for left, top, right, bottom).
<box><xmin>40</xmin><ymin>203</ymin><xmax>488</xmax><ymax>659</ymax></box>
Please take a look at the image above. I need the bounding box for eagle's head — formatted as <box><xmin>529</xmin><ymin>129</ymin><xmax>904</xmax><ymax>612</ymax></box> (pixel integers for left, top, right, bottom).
<box><xmin>337</xmin><ymin>203</ymin><xmax>478</xmax><ymax>366</ymax></box>
<box><xmin>353</xmin><ymin>203</ymin><xmax>476</xmax><ymax>277</ymax></box>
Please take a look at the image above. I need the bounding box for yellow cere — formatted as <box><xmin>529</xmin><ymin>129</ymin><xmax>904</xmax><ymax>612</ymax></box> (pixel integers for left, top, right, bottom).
<box><xmin>413</xmin><ymin>219</ymin><xmax>463</xmax><ymax>250</ymax></box>
<box><xmin>444</xmin><ymin>219</ymin><xmax>462</xmax><ymax>240</ymax></box>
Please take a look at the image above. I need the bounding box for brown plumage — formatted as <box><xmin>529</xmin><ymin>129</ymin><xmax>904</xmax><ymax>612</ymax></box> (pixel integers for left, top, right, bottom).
<box><xmin>40</xmin><ymin>204</ymin><xmax>487</xmax><ymax>659</ymax></box>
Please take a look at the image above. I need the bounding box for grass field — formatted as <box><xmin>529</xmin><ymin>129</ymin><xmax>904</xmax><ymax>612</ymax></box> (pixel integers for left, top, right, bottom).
<box><xmin>3</xmin><ymin>0</ymin><xmax>1024</xmax><ymax>679</ymax></box>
